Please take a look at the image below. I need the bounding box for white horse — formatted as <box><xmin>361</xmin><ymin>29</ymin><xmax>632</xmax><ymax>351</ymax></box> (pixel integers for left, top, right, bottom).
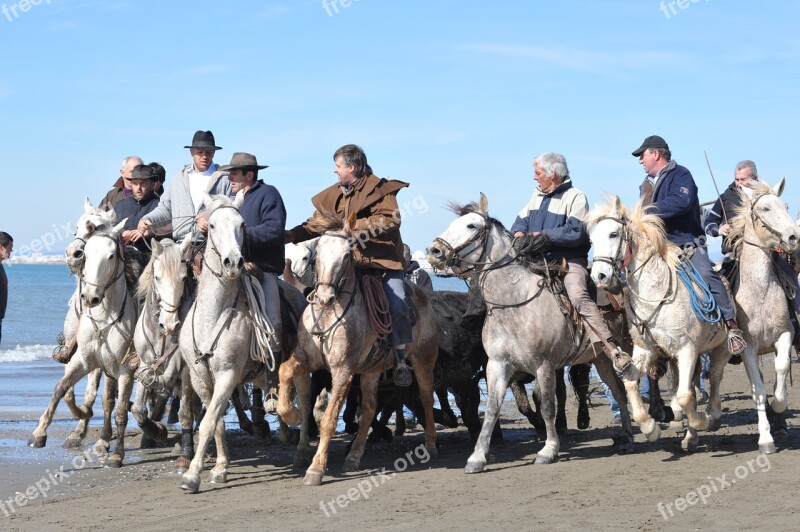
<box><xmin>58</xmin><ymin>199</ymin><xmax>119</xmax><ymax>451</ymax></box>
<box><xmin>285</xmin><ymin>237</ymin><xmax>318</xmax><ymax>285</ymax></box>
<box><xmin>30</xmin><ymin>220</ymin><xmax>139</xmax><ymax>467</ymax></box>
<box><xmin>587</xmin><ymin>197</ymin><xmax>730</xmax><ymax>452</ymax></box>
<box><xmin>177</xmin><ymin>194</ymin><xmax>275</xmax><ymax>493</ymax></box>
<box><xmin>718</xmin><ymin>179</ymin><xmax>799</xmax><ymax>453</ymax></box>
<box><xmin>427</xmin><ymin>194</ymin><xmax>633</xmax><ymax>473</ymax></box>
<box><xmin>131</xmin><ymin>237</ymin><xmax>195</xmax><ymax>461</ymax></box>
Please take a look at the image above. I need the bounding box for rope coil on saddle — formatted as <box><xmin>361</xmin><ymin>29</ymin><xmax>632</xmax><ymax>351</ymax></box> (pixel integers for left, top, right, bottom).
<box><xmin>361</xmin><ymin>273</ymin><xmax>392</xmax><ymax>339</ymax></box>
<box><xmin>239</xmin><ymin>276</ymin><xmax>278</xmax><ymax>371</ymax></box>
<box><xmin>676</xmin><ymin>256</ymin><xmax>721</xmax><ymax>324</ymax></box>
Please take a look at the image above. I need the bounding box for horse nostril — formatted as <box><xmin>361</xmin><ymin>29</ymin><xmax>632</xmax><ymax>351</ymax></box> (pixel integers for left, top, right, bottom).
<box><xmin>90</xmin><ymin>297</ymin><xmax>100</xmax><ymax>306</ymax></box>
<box><xmin>598</xmin><ymin>273</ymin><xmax>606</xmax><ymax>282</ymax></box>
<box><xmin>237</xmin><ymin>257</ymin><xmax>244</xmax><ymax>269</ymax></box>
<box><xmin>72</xmin><ymin>251</ymin><xmax>83</xmax><ymax>259</ymax></box>
<box><xmin>430</xmin><ymin>247</ymin><xmax>441</xmax><ymax>257</ymax></box>
<box><xmin>223</xmin><ymin>258</ymin><xmax>231</xmax><ymax>268</ymax></box>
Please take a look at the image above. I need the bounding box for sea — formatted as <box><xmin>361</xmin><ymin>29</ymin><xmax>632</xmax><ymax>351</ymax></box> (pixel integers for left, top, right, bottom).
<box><xmin>0</xmin><ymin>265</ymin><xmax>469</xmax><ymax>451</ymax></box>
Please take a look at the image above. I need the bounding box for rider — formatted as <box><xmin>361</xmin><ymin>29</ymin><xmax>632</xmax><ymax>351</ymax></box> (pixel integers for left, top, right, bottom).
<box><xmin>285</xmin><ymin>144</ymin><xmax>416</xmax><ymax>387</ymax></box>
<box><xmin>704</xmin><ymin>159</ymin><xmax>800</xmax><ymax>351</ymax></box>
<box><xmin>114</xmin><ymin>164</ymin><xmax>160</xmax><ymax>256</ymax></box>
<box><xmin>138</xmin><ymin>130</ymin><xmax>231</xmax><ymax>242</ymax></box>
<box><xmin>510</xmin><ymin>151</ymin><xmax>633</xmax><ymax>374</ymax></box>
<box><xmin>222</xmin><ymin>152</ymin><xmax>287</xmax><ymax>408</ymax></box>
<box><xmin>632</xmin><ymin>135</ymin><xmax>746</xmax><ymax>357</ymax></box>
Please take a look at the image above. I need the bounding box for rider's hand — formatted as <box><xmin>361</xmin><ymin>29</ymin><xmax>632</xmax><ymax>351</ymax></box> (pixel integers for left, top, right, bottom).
<box><xmin>284</xmin><ymin>230</ymin><xmax>295</xmax><ymax>244</ymax></box>
<box><xmin>195</xmin><ymin>213</ymin><xmax>209</xmax><ymax>233</ymax></box>
<box><xmin>513</xmin><ymin>231</ymin><xmax>525</xmax><ymax>238</ymax></box>
<box><xmin>137</xmin><ymin>219</ymin><xmax>151</xmax><ymax>233</ymax></box>
<box><xmin>719</xmin><ymin>223</ymin><xmax>731</xmax><ymax>236</ymax></box>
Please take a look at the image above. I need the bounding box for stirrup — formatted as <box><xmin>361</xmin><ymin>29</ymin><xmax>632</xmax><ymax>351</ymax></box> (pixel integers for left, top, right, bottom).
<box><xmin>394</xmin><ymin>361</ymin><xmax>413</xmax><ymax>388</ymax></box>
<box><xmin>611</xmin><ymin>348</ymin><xmax>632</xmax><ymax>374</ymax></box>
<box><xmin>727</xmin><ymin>328</ymin><xmax>746</xmax><ymax>356</ymax></box>
<box><xmin>264</xmin><ymin>388</ymin><xmax>279</xmax><ymax>414</ymax></box>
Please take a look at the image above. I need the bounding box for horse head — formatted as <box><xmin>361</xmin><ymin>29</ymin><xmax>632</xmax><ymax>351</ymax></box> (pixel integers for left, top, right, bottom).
<box><xmin>733</xmin><ymin>179</ymin><xmax>799</xmax><ymax>253</ymax></box>
<box><xmin>80</xmin><ymin>219</ymin><xmax>126</xmax><ymax>308</ymax></box>
<box><xmin>285</xmin><ymin>237</ymin><xmax>319</xmax><ymax>280</ymax></box>
<box><xmin>587</xmin><ymin>196</ymin><xmax>629</xmax><ymax>292</ymax></box>
<box><xmin>427</xmin><ymin>192</ymin><xmax>494</xmax><ymax>276</ymax></box>
<box><xmin>140</xmin><ymin>237</ymin><xmax>192</xmax><ymax>336</ymax></box>
<box><xmin>204</xmin><ymin>193</ymin><xmax>246</xmax><ymax>280</ymax></box>
<box><xmin>66</xmin><ymin>197</ymin><xmax>117</xmax><ymax>274</ymax></box>
<box><xmin>312</xmin><ymin>211</ymin><xmax>355</xmax><ymax>308</ymax></box>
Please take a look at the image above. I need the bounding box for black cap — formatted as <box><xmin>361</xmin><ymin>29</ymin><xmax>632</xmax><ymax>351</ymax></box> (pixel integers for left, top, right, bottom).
<box><xmin>632</xmin><ymin>135</ymin><xmax>669</xmax><ymax>157</ymax></box>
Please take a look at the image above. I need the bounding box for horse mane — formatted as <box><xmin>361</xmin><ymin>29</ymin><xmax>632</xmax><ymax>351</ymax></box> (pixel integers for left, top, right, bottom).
<box><xmin>305</xmin><ymin>210</ymin><xmax>344</xmax><ymax>234</ymax></box>
<box><xmin>587</xmin><ymin>196</ymin><xmax>680</xmax><ymax>269</ymax></box>
<box><xmin>205</xmin><ymin>194</ymin><xmax>236</xmax><ymax>217</ymax></box>
<box><xmin>136</xmin><ymin>239</ymin><xmax>182</xmax><ymax>299</ymax></box>
<box><xmin>446</xmin><ymin>200</ymin><xmax>508</xmax><ymax>236</ymax></box>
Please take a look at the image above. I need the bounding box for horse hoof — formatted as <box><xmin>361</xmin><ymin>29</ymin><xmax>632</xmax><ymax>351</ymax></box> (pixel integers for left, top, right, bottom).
<box><xmin>534</xmin><ymin>453</ymin><xmax>558</xmax><ymax>465</ymax></box>
<box><xmin>772</xmin><ymin>427</ymin><xmax>788</xmax><ymax>442</ymax></box>
<box><xmin>63</xmin><ymin>437</ymin><xmax>82</xmax><ymax>449</ymax></box>
<box><xmin>681</xmin><ymin>440</ymin><xmax>699</xmax><ymax>454</ymax></box>
<box><xmin>107</xmin><ymin>454</ymin><xmax>123</xmax><ymax>468</ymax></box>
<box><xmin>344</xmin><ymin>422</ymin><xmax>359</xmax><ymax>435</ymax></box>
<box><xmin>253</xmin><ymin>422</ymin><xmax>271</xmax><ymax>441</ymax></box>
<box><xmin>180</xmin><ymin>476</ymin><xmax>200</xmax><ymax>493</ymax></box>
<box><xmin>759</xmin><ymin>442</ymin><xmax>777</xmax><ymax>454</ymax></box>
<box><xmin>707</xmin><ymin>418</ymin><xmax>722</xmax><ymax>432</ymax></box>
<box><xmin>94</xmin><ymin>440</ymin><xmax>110</xmax><ymax>455</ymax></box>
<box><xmin>140</xmin><ymin>435</ymin><xmax>156</xmax><ymax>449</ymax></box>
<box><xmin>464</xmin><ymin>461</ymin><xmax>485</xmax><ymax>474</ymax></box>
<box><xmin>342</xmin><ymin>459</ymin><xmax>360</xmax><ymax>472</ymax></box>
<box><xmin>209</xmin><ymin>471</ymin><xmax>227</xmax><ymax>484</ymax></box>
<box><xmin>577</xmin><ymin>406</ymin><xmax>590</xmax><ymax>430</ymax></box>
<box><xmin>644</xmin><ymin>424</ymin><xmax>661</xmax><ymax>443</ymax></box>
<box><xmin>616</xmin><ymin>438</ymin><xmax>635</xmax><ymax>455</ymax></box>
<box><xmin>304</xmin><ymin>470</ymin><xmax>324</xmax><ymax>486</ymax></box>
<box><xmin>28</xmin><ymin>435</ymin><xmax>47</xmax><ymax>448</ymax></box>
<box><xmin>175</xmin><ymin>456</ymin><xmax>191</xmax><ymax>474</ymax></box>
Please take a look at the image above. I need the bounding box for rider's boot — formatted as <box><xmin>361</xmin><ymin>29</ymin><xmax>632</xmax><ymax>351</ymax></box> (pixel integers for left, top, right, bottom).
<box><xmin>725</xmin><ymin>319</ymin><xmax>746</xmax><ymax>364</ymax></box>
<box><xmin>595</xmin><ymin>338</ymin><xmax>634</xmax><ymax>378</ymax></box>
<box><xmin>393</xmin><ymin>347</ymin><xmax>413</xmax><ymax>388</ymax></box>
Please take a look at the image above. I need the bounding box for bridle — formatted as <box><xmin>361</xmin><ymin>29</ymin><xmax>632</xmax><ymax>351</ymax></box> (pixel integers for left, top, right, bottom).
<box><xmin>202</xmin><ymin>205</ymin><xmax>243</xmax><ymax>281</ymax></box>
<box><xmin>80</xmin><ymin>234</ymin><xmax>131</xmax><ymax>333</ymax></box>
<box><xmin>432</xmin><ymin>214</ymin><xmax>517</xmax><ymax>278</ymax></box>
<box><xmin>748</xmin><ymin>192</ymin><xmax>787</xmax><ymax>247</ymax></box>
<box><xmin>590</xmin><ymin>215</ymin><xmax>633</xmax><ymax>282</ymax></box>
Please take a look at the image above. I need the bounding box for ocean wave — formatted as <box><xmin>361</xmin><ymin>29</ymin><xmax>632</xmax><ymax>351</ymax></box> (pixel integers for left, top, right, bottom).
<box><xmin>0</xmin><ymin>345</ymin><xmax>57</xmax><ymax>363</ymax></box>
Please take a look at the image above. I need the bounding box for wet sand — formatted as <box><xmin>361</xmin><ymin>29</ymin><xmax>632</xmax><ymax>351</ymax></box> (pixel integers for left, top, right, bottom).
<box><xmin>1</xmin><ymin>357</ymin><xmax>798</xmax><ymax>531</ymax></box>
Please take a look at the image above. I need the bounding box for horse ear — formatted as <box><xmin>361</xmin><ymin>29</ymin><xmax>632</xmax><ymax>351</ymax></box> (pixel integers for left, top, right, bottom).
<box><xmin>344</xmin><ymin>210</ymin><xmax>358</xmax><ymax>234</ymax></box>
<box><xmin>151</xmin><ymin>239</ymin><xmax>163</xmax><ymax>256</ymax></box>
<box><xmin>110</xmin><ymin>219</ymin><xmax>127</xmax><ymax>238</ymax></box>
<box><xmin>83</xmin><ymin>197</ymin><xmax>94</xmax><ymax>214</ymax></box>
<box><xmin>179</xmin><ymin>235</ymin><xmax>192</xmax><ymax>255</ymax></box>
<box><xmin>233</xmin><ymin>190</ymin><xmax>245</xmax><ymax>210</ymax></box>
<box><xmin>773</xmin><ymin>177</ymin><xmax>786</xmax><ymax>197</ymax></box>
<box><xmin>479</xmin><ymin>192</ymin><xmax>489</xmax><ymax>214</ymax></box>
<box><xmin>614</xmin><ymin>195</ymin><xmax>622</xmax><ymax>213</ymax></box>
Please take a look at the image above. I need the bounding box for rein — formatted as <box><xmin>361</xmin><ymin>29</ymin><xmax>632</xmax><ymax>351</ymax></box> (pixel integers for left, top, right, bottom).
<box><xmin>82</xmin><ymin>235</ymin><xmax>132</xmax><ymax>335</ymax></box>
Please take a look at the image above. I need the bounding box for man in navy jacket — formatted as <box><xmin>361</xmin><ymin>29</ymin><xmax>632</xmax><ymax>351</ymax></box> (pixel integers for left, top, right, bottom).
<box><xmin>511</xmin><ymin>152</ymin><xmax>632</xmax><ymax>373</ymax></box>
<box><xmin>633</xmin><ymin>135</ymin><xmax>746</xmax><ymax>356</ymax></box>
<box><xmin>222</xmin><ymin>152</ymin><xmax>287</xmax><ymax>408</ymax></box>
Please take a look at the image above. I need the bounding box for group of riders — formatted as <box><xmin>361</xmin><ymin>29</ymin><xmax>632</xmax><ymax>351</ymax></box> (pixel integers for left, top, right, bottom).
<box><xmin>98</xmin><ymin>130</ymin><xmax>800</xmax><ymax>400</ymax></box>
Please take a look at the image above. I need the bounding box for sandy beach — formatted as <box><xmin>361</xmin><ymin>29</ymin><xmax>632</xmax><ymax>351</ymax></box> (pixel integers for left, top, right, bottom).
<box><xmin>1</xmin><ymin>355</ymin><xmax>798</xmax><ymax>531</ymax></box>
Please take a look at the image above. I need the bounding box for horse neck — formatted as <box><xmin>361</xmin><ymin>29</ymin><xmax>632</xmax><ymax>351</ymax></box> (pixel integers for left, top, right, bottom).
<box><xmin>87</xmin><ymin>259</ymin><xmax>128</xmax><ymax>321</ymax></box>
<box><xmin>625</xmin><ymin>235</ymin><xmax>675</xmax><ymax>307</ymax></box>
<box><xmin>195</xmin><ymin>250</ymin><xmax>240</xmax><ymax>317</ymax></box>
<box><xmin>474</xmin><ymin>225</ymin><xmax>528</xmax><ymax>292</ymax></box>
<box><xmin>738</xmin><ymin>220</ymin><xmax>776</xmax><ymax>293</ymax></box>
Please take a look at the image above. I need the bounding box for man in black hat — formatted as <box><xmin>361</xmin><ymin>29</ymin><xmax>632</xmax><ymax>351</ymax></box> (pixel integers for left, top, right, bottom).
<box><xmin>138</xmin><ymin>130</ymin><xmax>231</xmax><ymax>241</ymax></box>
<box><xmin>632</xmin><ymin>135</ymin><xmax>746</xmax><ymax>358</ymax></box>
<box><xmin>114</xmin><ymin>164</ymin><xmax>161</xmax><ymax>254</ymax></box>
<box><xmin>222</xmin><ymin>152</ymin><xmax>287</xmax><ymax>410</ymax></box>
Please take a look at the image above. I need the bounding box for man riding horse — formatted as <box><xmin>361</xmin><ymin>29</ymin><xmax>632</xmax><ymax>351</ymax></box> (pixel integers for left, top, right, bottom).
<box><xmin>284</xmin><ymin>144</ymin><xmax>416</xmax><ymax>386</ymax></box>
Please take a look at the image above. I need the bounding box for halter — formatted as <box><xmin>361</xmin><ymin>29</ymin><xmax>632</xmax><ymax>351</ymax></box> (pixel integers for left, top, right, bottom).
<box><xmin>312</xmin><ymin>233</ymin><xmax>356</xmax><ymax>300</ymax></box>
<box><xmin>589</xmin><ymin>215</ymin><xmax>632</xmax><ymax>283</ymax></box>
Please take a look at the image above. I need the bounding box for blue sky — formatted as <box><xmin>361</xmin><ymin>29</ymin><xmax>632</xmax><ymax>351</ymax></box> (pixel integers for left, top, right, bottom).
<box><xmin>2</xmin><ymin>0</ymin><xmax>799</xmax><ymax>257</ymax></box>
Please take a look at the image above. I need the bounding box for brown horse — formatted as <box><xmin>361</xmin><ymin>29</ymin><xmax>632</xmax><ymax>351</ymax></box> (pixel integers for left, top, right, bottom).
<box><xmin>277</xmin><ymin>211</ymin><xmax>438</xmax><ymax>486</ymax></box>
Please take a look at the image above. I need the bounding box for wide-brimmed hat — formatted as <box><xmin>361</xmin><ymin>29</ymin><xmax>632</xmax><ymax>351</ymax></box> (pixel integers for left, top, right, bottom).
<box><xmin>130</xmin><ymin>164</ymin><xmax>158</xmax><ymax>180</ymax></box>
<box><xmin>219</xmin><ymin>152</ymin><xmax>268</xmax><ymax>171</ymax></box>
<box><xmin>632</xmin><ymin>135</ymin><xmax>669</xmax><ymax>157</ymax></box>
<box><xmin>184</xmin><ymin>130</ymin><xmax>222</xmax><ymax>151</ymax></box>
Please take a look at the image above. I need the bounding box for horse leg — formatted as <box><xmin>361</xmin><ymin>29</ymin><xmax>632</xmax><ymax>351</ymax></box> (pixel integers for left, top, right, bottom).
<box><xmin>251</xmin><ymin>386</ymin><xmax>271</xmax><ymax>440</ymax></box>
<box><xmin>771</xmin><ymin>332</ymin><xmax>792</xmax><ymax>415</ymax></box>
<box><xmin>29</xmin><ymin>358</ymin><xmax>90</xmax><ymax>448</ymax></box>
<box><xmin>343</xmin><ymin>373</ymin><xmax>380</xmax><ymax>471</ymax></box>
<box><xmin>510</xmin><ymin>374</ymin><xmax>543</xmax><ymax>437</ymax></box>
<box><xmin>594</xmin><ymin>357</ymin><xmax>634</xmax><ymax>453</ymax></box>
<box><xmin>455</xmin><ymin>380</ymin><xmax>483</xmax><ymax>442</ymax></box>
<box><xmin>413</xmin><ymin>350</ymin><xmax>439</xmax><ymax>460</ymax></box>
<box><xmin>647</xmin><ymin>376</ymin><xmax>674</xmax><ymax>423</ymax></box>
<box><xmin>343</xmin><ymin>383</ymin><xmax>361</xmax><ymax>435</ymax></box>
<box><xmin>107</xmin><ymin>372</ymin><xmax>134</xmax><ymax>467</ymax></box>
<box><xmin>674</xmin><ymin>349</ymin><xmax>707</xmax><ymax>453</ymax></box>
<box><xmin>291</xmin><ymin>363</ymin><xmax>314</xmax><ymax>467</ymax></box>
<box><xmin>63</xmin><ymin>368</ymin><xmax>102</xmax><ymax>449</ymax></box>
<box><xmin>209</xmin><ymin>415</ymin><xmax>230</xmax><ymax>485</ymax></box>
<box><xmin>570</xmin><ymin>364</ymin><xmax>591</xmax><ymax>430</ymax></box>
<box><xmin>175</xmin><ymin>371</ymin><xmax>195</xmax><ymax>474</ymax></box>
<box><xmin>554</xmin><ymin>367</ymin><xmax>567</xmax><ymax>436</ymax></box>
<box><xmin>533</xmin><ymin>360</ymin><xmax>560</xmax><ymax>464</ymax></box>
<box><xmin>230</xmin><ymin>386</ymin><xmax>254</xmax><ymax>435</ymax></box>
<box><xmin>465</xmin><ymin>358</ymin><xmax>512</xmax><ymax>473</ymax></box>
<box><xmin>277</xmin><ymin>356</ymin><xmax>303</xmax><ymax>426</ymax></box>
<box><xmin>135</xmin><ymin>386</ymin><xmax>169</xmax><ymax>449</ymax></box>
<box><xmin>435</xmin><ymin>386</ymin><xmax>458</xmax><ymax>428</ymax></box>
<box><xmin>705</xmin><ymin>344</ymin><xmax>729</xmax><ymax>431</ymax></box>
<box><xmin>624</xmin><ymin>346</ymin><xmax>659</xmax><ymax>441</ymax></box>
<box><xmin>741</xmin><ymin>348</ymin><xmax>776</xmax><ymax>453</ymax></box>
<box><xmin>304</xmin><ymin>371</ymin><xmax>353</xmax><ymax>486</ymax></box>
<box><xmin>95</xmin><ymin>375</ymin><xmax>117</xmax><ymax>455</ymax></box>
<box><xmin>180</xmin><ymin>371</ymin><xmax>237</xmax><ymax>493</ymax></box>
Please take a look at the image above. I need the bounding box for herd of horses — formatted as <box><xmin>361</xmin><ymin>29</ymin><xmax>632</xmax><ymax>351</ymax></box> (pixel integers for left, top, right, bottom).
<box><xmin>25</xmin><ymin>180</ymin><xmax>798</xmax><ymax>493</ymax></box>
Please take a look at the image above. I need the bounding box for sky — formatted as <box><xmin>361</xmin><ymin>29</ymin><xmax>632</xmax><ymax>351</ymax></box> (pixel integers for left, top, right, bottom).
<box><xmin>2</xmin><ymin>0</ymin><xmax>799</xmax><ymax>258</ymax></box>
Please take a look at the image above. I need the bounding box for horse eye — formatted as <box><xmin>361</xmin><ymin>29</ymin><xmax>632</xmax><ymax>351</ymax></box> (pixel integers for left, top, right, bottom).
<box><xmin>209</xmin><ymin>223</ymin><xmax>215</xmax><ymax>229</ymax></box>
<box><xmin>467</xmin><ymin>223</ymin><xmax>476</xmax><ymax>230</ymax></box>
<box><xmin>610</xmin><ymin>231</ymin><xmax>619</xmax><ymax>239</ymax></box>
<box><xmin>154</xmin><ymin>275</ymin><xmax>161</xmax><ymax>282</ymax></box>
<box><xmin>240</xmin><ymin>223</ymin><xmax>245</xmax><ymax>229</ymax></box>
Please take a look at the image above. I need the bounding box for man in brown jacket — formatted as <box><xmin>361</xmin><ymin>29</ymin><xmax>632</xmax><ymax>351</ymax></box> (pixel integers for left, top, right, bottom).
<box><xmin>285</xmin><ymin>144</ymin><xmax>415</xmax><ymax>386</ymax></box>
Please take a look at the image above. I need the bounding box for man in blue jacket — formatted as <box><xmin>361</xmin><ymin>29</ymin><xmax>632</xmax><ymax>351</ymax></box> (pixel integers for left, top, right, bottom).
<box><xmin>633</xmin><ymin>135</ymin><xmax>746</xmax><ymax>356</ymax></box>
<box><xmin>511</xmin><ymin>152</ymin><xmax>632</xmax><ymax>373</ymax></box>
<box><xmin>222</xmin><ymin>152</ymin><xmax>287</xmax><ymax>409</ymax></box>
